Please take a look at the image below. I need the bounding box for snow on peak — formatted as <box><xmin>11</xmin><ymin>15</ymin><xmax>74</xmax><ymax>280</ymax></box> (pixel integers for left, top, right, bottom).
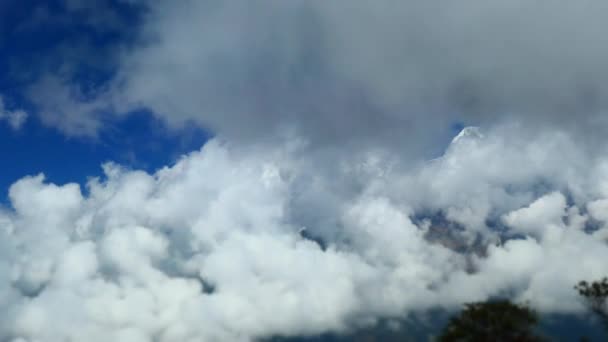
<box><xmin>435</xmin><ymin>126</ymin><xmax>485</xmax><ymax>160</ymax></box>
<box><xmin>451</xmin><ymin>126</ymin><xmax>484</xmax><ymax>144</ymax></box>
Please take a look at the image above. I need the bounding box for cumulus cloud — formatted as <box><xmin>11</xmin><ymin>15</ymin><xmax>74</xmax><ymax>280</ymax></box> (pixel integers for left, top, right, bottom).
<box><xmin>2</xmin><ymin>129</ymin><xmax>608</xmax><ymax>341</ymax></box>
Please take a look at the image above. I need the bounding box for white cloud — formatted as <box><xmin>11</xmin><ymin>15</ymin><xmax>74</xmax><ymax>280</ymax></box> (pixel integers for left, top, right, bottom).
<box><xmin>2</xmin><ymin>129</ymin><xmax>608</xmax><ymax>341</ymax></box>
<box><xmin>502</xmin><ymin>192</ymin><xmax>568</xmax><ymax>238</ymax></box>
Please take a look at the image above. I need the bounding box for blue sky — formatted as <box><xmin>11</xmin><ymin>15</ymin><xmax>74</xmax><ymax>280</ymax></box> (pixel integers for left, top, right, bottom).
<box><xmin>0</xmin><ymin>110</ymin><xmax>208</xmax><ymax>198</ymax></box>
<box><xmin>0</xmin><ymin>0</ymin><xmax>208</xmax><ymax>199</ymax></box>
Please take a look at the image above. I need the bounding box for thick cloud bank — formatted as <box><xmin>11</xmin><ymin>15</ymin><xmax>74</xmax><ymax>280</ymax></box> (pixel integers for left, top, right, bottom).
<box><xmin>30</xmin><ymin>0</ymin><xmax>608</xmax><ymax>150</ymax></box>
<box><xmin>20</xmin><ymin>0</ymin><xmax>608</xmax><ymax>165</ymax></box>
<box><xmin>3</xmin><ymin>127</ymin><xmax>608</xmax><ymax>341</ymax></box>
<box><xmin>6</xmin><ymin>1</ymin><xmax>608</xmax><ymax>340</ymax></box>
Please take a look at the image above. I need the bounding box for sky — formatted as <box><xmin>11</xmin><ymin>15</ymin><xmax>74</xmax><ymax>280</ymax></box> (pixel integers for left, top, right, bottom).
<box><xmin>2</xmin><ymin>1</ymin><xmax>608</xmax><ymax>341</ymax></box>
<box><xmin>0</xmin><ymin>0</ymin><xmax>208</xmax><ymax>196</ymax></box>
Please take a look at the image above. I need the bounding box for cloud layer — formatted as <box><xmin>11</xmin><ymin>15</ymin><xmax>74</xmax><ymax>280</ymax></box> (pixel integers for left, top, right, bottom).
<box><xmin>15</xmin><ymin>0</ymin><xmax>608</xmax><ymax>159</ymax></box>
<box><xmin>29</xmin><ymin>1</ymin><xmax>608</xmax><ymax>149</ymax></box>
<box><xmin>5</xmin><ymin>1</ymin><xmax>608</xmax><ymax>340</ymax></box>
<box><xmin>3</xmin><ymin>126</ymin><xmax>608</xmax><ymax>341</ymax></box>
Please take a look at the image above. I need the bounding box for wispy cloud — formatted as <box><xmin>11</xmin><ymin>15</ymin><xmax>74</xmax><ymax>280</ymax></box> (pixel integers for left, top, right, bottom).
<box><xmin>0</xmin><ymin>95</ymin><xmax>27</xmax><ymax>130</ymax></box>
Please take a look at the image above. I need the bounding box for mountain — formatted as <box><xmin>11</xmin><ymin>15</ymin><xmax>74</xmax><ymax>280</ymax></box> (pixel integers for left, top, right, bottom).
<box><xmin>450</xmin><ymin>126</ymin><xmax>484</xmax><ymax>144</ymax></box>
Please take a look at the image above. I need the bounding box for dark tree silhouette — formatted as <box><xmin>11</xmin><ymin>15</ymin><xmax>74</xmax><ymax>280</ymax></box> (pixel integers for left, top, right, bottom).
<box><xmin>438</xmin><ymin>300</ymin><xmax>545</xmax><ymax>342</ymax></box>
<box><xmin>575</xmin><ymin>277</ymin><xmax>608</xmax><ymax>329</ymax></box>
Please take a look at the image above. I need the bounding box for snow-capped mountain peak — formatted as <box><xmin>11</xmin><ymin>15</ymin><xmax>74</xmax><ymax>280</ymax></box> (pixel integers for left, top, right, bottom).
<box><xmin>451</xmin><ymin>126</ymin><xmax>484</xmax><ymax>144</ymax></box>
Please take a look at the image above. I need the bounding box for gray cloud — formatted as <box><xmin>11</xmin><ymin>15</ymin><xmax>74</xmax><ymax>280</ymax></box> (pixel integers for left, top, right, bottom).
<box><xmin>102</xmin><ymin>0</ymin><xmax>608</xmax><ymax>151</ymax></box>
<box><xmin>24</xmin><ymin>1</ymin><xmax>608</xmax><ymax>152</ymax></box>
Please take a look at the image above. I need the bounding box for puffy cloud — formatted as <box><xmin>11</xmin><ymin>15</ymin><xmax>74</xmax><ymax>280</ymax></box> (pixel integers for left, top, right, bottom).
<box><xmin>2</xmin><ymin>129</ymin><xmax>608</xmax><ymax>341</ymax></box>
<box><xmin>502</xmin><ymin>192</ymin><xmax>568</xmax><ymax>238</ymax></box>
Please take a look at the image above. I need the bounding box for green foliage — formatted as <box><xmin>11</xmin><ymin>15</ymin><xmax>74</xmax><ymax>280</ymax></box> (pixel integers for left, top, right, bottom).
<box><xmin>438</xmin><ymin>300</ymin><xmax>545</xmax><ymax>342</ymax></box>
<box><xmin>575</xmin><ymin>277</ymin><xmax>608</xmax><ymax>329</ymax></box>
